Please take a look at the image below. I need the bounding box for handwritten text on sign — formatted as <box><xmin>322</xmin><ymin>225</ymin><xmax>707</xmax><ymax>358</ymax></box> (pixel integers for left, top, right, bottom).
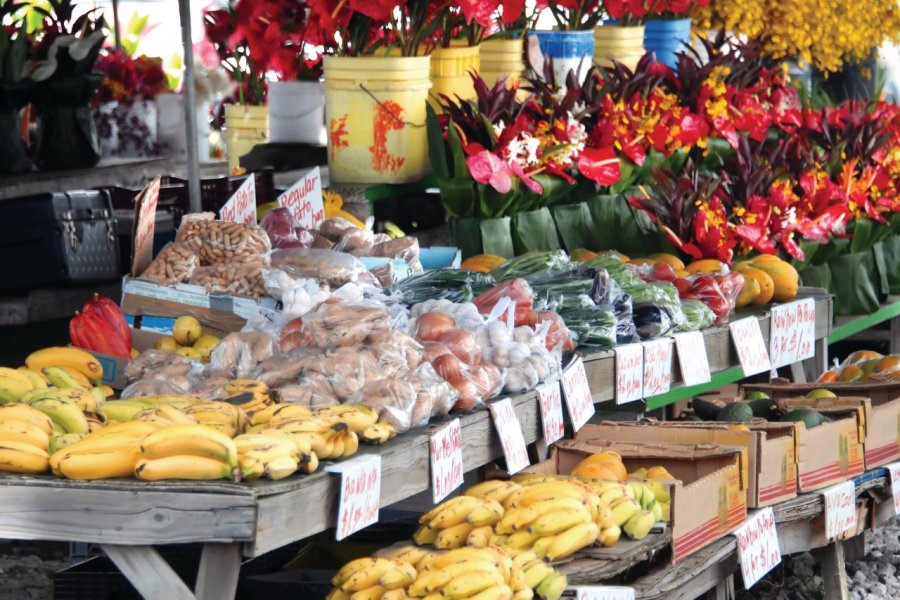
<box><xmin>822</xmin><ymin>480</ymin><xmax>857</xmax><ymax>540</ymax></box>
<box><xmin>643</xmin><ymin>339</ymin><xmax>674</xmax><ymax>397</ymax></box>
<box><xmin>132</xmin><ymin>176</ymin><xmax>161</xmax><ymax>276</ymax></box>
<box><xmin>734</xmin><ymin>508</ymin><xmax>781</xmax><ymax>589</ymax></box>
<box><xmin>674</xmin><ymin>331</ymin><xmax>711</xmax><ymax>386</ymax></box>
<box><xmin>490</xmin><ymin>398</ymin><xmax>530</xmax><ymax>474</ymax></box>
<box><xmin>325</xmin><ymin>454</ymin><xmax>381</xmax><ymax>540</ymax></box>
<box><xmin>886</xmin><ymin>462</ymin><xmax>900</xmax><ymax>516</ymax></box>
<box><xmin>430</xmin><ymin>419</ymin><xmax>463</xmax><ymax>503</ymax></box>
<box><xmin>573</xmin><ymin>586</ymin><xmax>636</xmax><ymax>600</ymax></box>
<box><xmin>220</xmin><ymin>173</ymin><xmax>257</xmax><ymax>225</ymax></box>
<box><xmin>615</xmin><ymin>344</ymin><xmax>644</xmax><ymax>404</ymax></box>
<box><xmin>561</xmin><ymin>357</ymin><xmax>595</xmax><ymax>431</ymax></box>
<box><xmin>278</xmin><ymin>166</ymin><xmax>324</xmax><ymax>229</ymax></box>
<box><xmin>537</xmin><ymin>381</ymin><xmax>565</xmax><ymax>444</ymax></box>
<box><xmin>729</xmin><ymin>317</ymin><xmax>771</xmax><ymax>376</ymax></box>
<box><xmin>769</xmin><ymin>299</ymin><xmax>816</xmax><ymax>368</ymax></box>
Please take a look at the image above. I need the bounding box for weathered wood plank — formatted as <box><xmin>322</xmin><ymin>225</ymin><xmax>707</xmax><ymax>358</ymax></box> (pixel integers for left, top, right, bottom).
<box><xmin>102</xmin><ymin>544</ymin><xmax>196</xmax><ymax>600</ymax></box>
<box><xmin>814</xmin><ymin>540</ymin><xmax>849</xmax><ymax>600</ymax></box>
<box><xmin>0</xmin><ymin>486</ymin><xmax>255</xmax><ymax>544</ymax></box>
<box><xmin>633</xmin><ymin>538</ymin><xmax>737</xmax><ymax>600</ymax></box>
<box><xmin>561</xmin><ymin>533</ymin><xmax>670</xmax><ymax>584</ymax></box>
<box><xmin>195</xmin><ymin>543</ymin><xmax>242</xmax><ymax>600</ymax></box>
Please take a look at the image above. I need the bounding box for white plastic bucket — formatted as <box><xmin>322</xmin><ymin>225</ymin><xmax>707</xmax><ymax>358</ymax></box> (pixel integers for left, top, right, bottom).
<box><xmin>157</xmin><ymin>93</ymin><xmax>210</xmax><ymax>160</ymax></box>
<box><xmin>268</xmin><ymin>80</ymin><xmax>326</xmax><ymax>145</ymax></box>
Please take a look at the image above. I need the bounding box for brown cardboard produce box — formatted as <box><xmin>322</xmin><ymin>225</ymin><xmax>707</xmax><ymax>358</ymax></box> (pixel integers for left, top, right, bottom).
<box><xmin>577</xmin><ymin>420</ymin><xmax>796</xmax><ymax>508</ymax></box>
<box><xmin>537</xmin><ymin>437</ymin><xmax>746</xmax><ymax>563</ymax></box>
<box><xmin>89</xmin><ymin>328</ymin><xmax>164</xmax><ymax>389</ymax></box>
<box><xmin>746</xmin><ymin>382</ymin><xmax>900</xmax><ymax>469</ymax></box>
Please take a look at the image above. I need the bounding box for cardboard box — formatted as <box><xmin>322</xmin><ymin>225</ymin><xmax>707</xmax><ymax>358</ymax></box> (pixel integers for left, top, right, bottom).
<box><xmin>746</xmin><ymin>382</ymin><xmax>900</xmax><ymax>469</ymax></box>
<box><xmin>536</xmin><ymin>437</ymin><xmax>746</xmax><ymax>563</ymax></box>
<box><xmin>90</xmin><ymin>328</ymin><xmax>164</xmax><ymax>389</ymax></box>
<box><xmin>579</xmin><ymin>420</ymin><xmax>797</xmax><ymax>508</ymax></box>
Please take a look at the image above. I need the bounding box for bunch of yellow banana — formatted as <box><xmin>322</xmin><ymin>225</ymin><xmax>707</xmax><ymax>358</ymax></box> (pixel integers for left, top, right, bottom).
<box><xmin>24</xmin><ymin>386</ymin><xmax>102</xmax><ymax>415</ymax></box>
<box><xmin>0</xmin><ymin>367</ymin><xmax>46</xmax><ymax>404</ymax></box>
<box><xmin>41</xmin><ymin>366</ymin><xmax>94</xmax><ymax>391</ymax></box>
<box><xmin>98</xmin><ymin>399</ymin><xmax>155</xmax><ymax>423</ymax></box>
<box><xmin>50</xmin><ymin>420</ymin><xmax>161</xmax><ymax>479</ymax></box>
<box><xmin>129</xmin><ymin>394</ymin><xmax>202</xmax><ymax>411</ymax></box>
<box><xmin>263</xmin><ymin>415</ymin><xmax>358</xmax><ymax>460</ymax></box>
<box><xmin>464</xmin><ymin>479</ymin><xmax>524</xmax><ymax>505</ymax></box>
<box><xmin>184</xmin><ymin>401</ymin><xmax>248</xmax><ymax>437</ymax></box>
<box><xmin>234</xmin><ymin>430</ymin><xmax>318</xmax><ymax>481</ymax></box>
<box><xmin>328</xmin><ymin>557</ymin><xmax>418</xmax><ymax>600</ymax></box>
<box><xmin>511</xmin><ymin>550</ymin><xmax>567</xmax><ymax>600</ymax></box>
<box><xmin>250</xmin><ymin>403</ymin><xmax>312</xmax><ymax>427</ymax></box>
<box><xmin>316</xmin><ymin>404</ymin><xmax>379</xmax><ymax>434</ymax></box>
<box><xmin>413</xmin><ymin>495</ymin><xmax>505</xmax><ymax>550</ymax></box>
<box><xmin>27</xmin><ymin>396</ymin><xmax>89</xmax><ymax>435</ymax></box>
<box><xmin>583</xmin><ymin>480</ymin><xmax>656</xmax><ymax>542</ymax></box>
<box><xmin>358</xmin><ymin>421</ymin><xmax>398</xmax><ymax>445</ymax></box>
<box><xmin>133</xmin><ymin>405</ymin><xmax>198</xmax><ymax>427</ymax></box>
<box><xmin>135</xmin><ymin>424</ymin><xmax>240</xmax><ymax>481</ymax></box>
<box><xmin>374</xmin><ymin>544</ymin><xmax>434</xmax><ymax>570</ymax></box>
<box><xmin>223</xmin><ymin>379</ymin><xmax>272</xmax><ymax>413</ymax></box>
<box><xmin>25</xmin><ymin>347</ymin><xmax>103</xmax><ymax>385</ymax></box>
<box><xmin>0</xmin><ymin>403</ymin><xmax>54</xmax><ymax>474</ymax></box>
<box><xmin>408</xmin><ymin>546</ymin><xmax>532</xmax><ymax>600</ymax></box>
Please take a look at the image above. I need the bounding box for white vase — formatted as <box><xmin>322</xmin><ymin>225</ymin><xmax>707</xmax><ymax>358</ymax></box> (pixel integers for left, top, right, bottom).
<box><xmin>93</xmin><ymin>101</ymin><xmax>120</xmax><ymax>158</ymax></box>
<box><xmin>116</xmin><ymin>99</ymin><xmax>158</xmax><ymax>157</ymax></box>
<box><xmin>268</xmin><ymin>80</ymin><xmax>326</xmax><ymax>145</ymax></box>
<box><xmin>157</xmin><ymin>92</ymin><xmax>211</xmax><ymax>161</ymax></box>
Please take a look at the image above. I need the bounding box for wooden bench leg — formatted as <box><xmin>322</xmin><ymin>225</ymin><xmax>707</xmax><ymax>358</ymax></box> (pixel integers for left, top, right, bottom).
<box><xmin>703</xmin><ymin>574</ymin><xmax>735</xmax><ymax>600</ymax></box>
<box><xmin>195</xmin><ymin>542</ymin><xmax>243</xmax><ymax>600</ymax></box>
<box><xmin>102</xmin><ymin>544</ymin><xmax>196</xmax><ymax>600</ymax></box>
<box><xmin>814</xmin><ymin>541</ymin><xmax>850</xmax><ymax>600</ymax></box>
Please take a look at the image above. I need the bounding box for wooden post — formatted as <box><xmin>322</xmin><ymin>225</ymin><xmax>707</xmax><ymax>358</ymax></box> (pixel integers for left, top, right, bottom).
<box><xmin>704</xmin><ymin>574</ymin><xmax>735</xmax><ymax>600</ymax></box>
<box><xmin>890</xmin><ymin>314</ymin><xmax>900</xmax><ymax>354</ymax></box>
<box><xmin>814</xmin><ymin>541</ymin><xmax>850</xmax><ymax>600</ymax></box>
<box><xmin>195</xmin><ymin>543</ymin><xmax>243</xmax><ymax>600</ymax></box>
<box><xmin>102</xmin><ymin>544</ymin><xmax>195</xmax><ymax>600</ymax></box>
<box><xmin>178</xmin><ymin>0</ymin><xmax>203</xmax><ymax>212</ymax></box>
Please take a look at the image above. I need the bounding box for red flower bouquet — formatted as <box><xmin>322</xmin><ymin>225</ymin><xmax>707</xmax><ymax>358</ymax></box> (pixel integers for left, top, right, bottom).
<box><xmin>94</xmin><ymin>49</ymin><xmax>168</xmax><ymax>104</ymax></box>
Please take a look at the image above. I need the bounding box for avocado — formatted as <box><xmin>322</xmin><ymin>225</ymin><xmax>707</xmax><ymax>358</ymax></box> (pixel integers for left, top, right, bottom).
<box><xmin>692</xmin><ymin>397</ymin><xmax>725</xmax><ymax>421</ymax></box>
<box><xmin>780</xmin><ymin>408</ymin><xmax>828</xmax><ymax>428</ymax></box>
<box><xmin>747</xmin><ymin>397</ymin><xmax>786</xmax><ymax>421</ymax></box>
<box><xmin>717</xmin><ymin>402</ymin><xmax>754</xmax><ymax>423</ymax></box>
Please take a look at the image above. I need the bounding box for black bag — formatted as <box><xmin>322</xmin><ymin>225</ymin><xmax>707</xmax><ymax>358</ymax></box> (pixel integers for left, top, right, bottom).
<box><xmin>32</xmin><ymin>74</ymin><xmax>103</xmax><ymax>170</ymax></box>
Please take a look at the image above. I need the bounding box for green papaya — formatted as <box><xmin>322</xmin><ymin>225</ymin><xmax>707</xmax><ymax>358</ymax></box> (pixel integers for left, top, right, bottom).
<box><xmin>716</xmin><ymin>403</ymin><xmax>754</xmax><ymax>423</ymax></box>
<box><xmin>780</xmin><ymin>408</ymin><xmax>828</xmax><ymax>429</ymax></box>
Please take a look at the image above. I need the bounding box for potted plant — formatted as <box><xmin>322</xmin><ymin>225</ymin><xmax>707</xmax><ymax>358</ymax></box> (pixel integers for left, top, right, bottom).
<box><xmin>531</xmin><ymin>0</ymin><xmax>601</xmax><ymax>86</ymax></box>
<box><xmin>26</xmin><ymin>0</ymin><xmax>107</xmax><ymax>170</ymax></box>
<box><xmin>593</xmin><ymin>0</ymin><xmax>647</xmax><ymax>72</ymax></box>
<box><xmin>478</xmin><ymin>1</ymin><xmax>535</xmax><ymax>93</ymax></box>
<box><xmin>0</xmin><ymin>3</ymin><xmax>30</xmax><ymax>174</ymax></box>
<box><xmin>640</xmin><ymin>0</ymin><xmax>709</xmax><ymax>68</ymax></box>
<box><xmin>93</xmin><ymin>49</ymin><xmax>169</xmax><ymax>157</ymax></box>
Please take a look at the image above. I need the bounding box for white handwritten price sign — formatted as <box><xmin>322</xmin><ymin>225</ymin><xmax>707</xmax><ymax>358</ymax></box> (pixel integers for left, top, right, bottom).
<box><xmin>822</xmin><ymin>480</ymin><xmax>857</xmax><ymax>540</ymax></box>
<box><xmin>734</xmin><ymin>508</ymin><xmax>781</xmax><ymax>589</ymax></box>
<box><xmin>729</xmin><ymin>317</ymin><xmax>771</xmax><ymax>376</ymax></box>
<box><xmin>220</xmin><ymin>173</ymin><xmax>257</xmax><ymax>225</ymax></box>
<box><xmin>886</xmin><ymin>462</ymin><xmax>900</xmax><ymax>516</ymax></box>
<box><xmin>643</xmin><ymin>339</ymin><xmax>674</xmax><ymax>397</ymax></box>
<box><xmin>537</xmin><ymin>380</ymin><xmax>565</xmax><ymax>444</ymax></box>
<box><xmin>325</xmin><ymin>454</ymin><xmax>381</xmax><ymax>540</ymax></box>
<box><xmin>131</xmin><ymin>176</ymin><xmax>161</xmax><ymax>276</ymax></box>
<box><xmin>674</xmin><ymin>331</ymin><xmax>711</xmax><ymax>386</ymax></box>
<box><xmin>561</xmin><ymin>357</ymin><xmax>595</xmax><ymax>432</ymax></box>
<box><xmin>769</xmin><ymin>299</ymin><xmax>816</xmax><ymax>368</ymax></box>
<box><xmin>573</xmin><ymin>586</ymin><xmax>635</xmax><ymax>600</ymax></box>
<box><xmin>277</xmin><ymin>166</ymin><xmax>325</xmax><ymax>229</ymax></box>
<box><xmin>430</xmin><ymin>419</ymin><xmax>464</xmax><ymax>504</ymax></box>
<box><xmin>614</xmin><ymin>344</ymin><xmax>644</xmax><ymax>404</ymax></box>
<box><xmin>489</xmin><ymin>399</ymin><xmax>530</xmax><ymax>474</ymax></box>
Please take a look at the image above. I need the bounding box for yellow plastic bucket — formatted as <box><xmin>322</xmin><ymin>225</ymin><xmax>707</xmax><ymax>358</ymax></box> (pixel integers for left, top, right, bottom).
<box><xmin>225</xmin><ymin>104</ymin><xmax>268</xmax><ymax>173</ymax></box>
<box><xmin>479</xmin><ymin>38</ymin><xmax>525</xmax><ymax>92</ymax></box>
<box><xmin>594</xmin><ymin>25</ymin><xmax>645</xmax><ymax>72</ymax></box>
<box><xmin>323</xmin><ymin>55</ymin><xmax>431</xmax><ymax>185</ymax></box>
<box><xmin>429</xmin><ymin>44</ymin><xmax>480</xmax><ymax>109</ymax></box>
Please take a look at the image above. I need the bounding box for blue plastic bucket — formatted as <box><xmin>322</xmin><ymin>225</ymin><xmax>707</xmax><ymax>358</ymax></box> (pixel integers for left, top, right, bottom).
<box><xmin>643</xmin><ymin>18</ymin><xmax>692</xmax><ymax>68</ymax></box>
<box><xmin>532</xmin><ymin>30</ymin><xmax>595</xmax><ymax>85</ymax></box>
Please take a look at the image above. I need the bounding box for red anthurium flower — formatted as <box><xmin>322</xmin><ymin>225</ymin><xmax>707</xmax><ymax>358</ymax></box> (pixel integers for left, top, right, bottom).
<box><xmin>349</xmin><ymin>0</ymin><xmax>398</xmax><ymax>22</ymax></box>
<box><xmin>577</xmin><ymin>147</ymin><xmax>621</xmax><ymax>186</ymax></box>
<box><xmin>501</xmin><ymin>0</ymin><xmax>526</xmax><ymax>24</ymax></box>
<box><xmin>508</xmin><ymin>160</ymin><xmax>544</xmax><ymax>194</ymax></box>
<box><xmin>467</xmin><ymin>150</ymin><xmax>514</xmax><ymax>194</ymax></box>
<box><xmin>456</xmin><ymin>0</ymin><xmax>500</xmax><ymax>27</ymax></box>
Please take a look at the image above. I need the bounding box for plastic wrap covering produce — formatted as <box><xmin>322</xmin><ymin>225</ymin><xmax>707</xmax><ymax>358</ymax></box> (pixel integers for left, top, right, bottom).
<box><xmin>175</xmin><ymin>214</ymin><xmax>272</xmax><ymax>265</ymax></box>
<box><xmin>390</xmin><ymin>269</ymin><xmax>496</xmax><ymax>305</ymax></box>
<box><xmin>677</xmin><ymin>272</ymin><xmax>743</xmax><ymax>325</ymax></box>
<box><xmin>490</xmin><ymin>250</ymin><xmax>573</xmax><ymax>282</ymax></box>
<box><xmin>140</xmin><ymin>243</ymin><xmax>200</xmax><ymax>286</ymax></box>
<box><xmin>121</xmin><ymin>351</ymin><xmax>202</xmax><ymax>397</ymax></box>
<box><xmin>632</xmin><ymin>302</ymin><xmax>678</xmax><ymax>340</ymax></box>
<box><xmin>260</xmin><ymin>207</ymin><xmax>314</xmax><ymax>249</ymax></box>
<box><xmin>209</xmin><ymin>332</ymin><xmax>276</xmax><ymax>379</ymax></box>
<box><xmin>270</xmin><ymin>248</ymin><xmax>368</xmax><ymax>289</ymax></box>
<box><xmin>279</xmin><ymin>301</ymin><xmax>392</xmax><ymax>353</ymax></box>
<box><xmin>676</xmin><ymin>299</ymin><xmax>717</xmax><ymax>332</ymax></box>
<box><xmin>349</xmin><ymin>379</ymin><xmax>418</xmax><ymax>432</ymax></box>
<box><xmin>554</xmin><ymin>295</ymin><xmax>618</xmax><ymax>347</ymax></box>
<box><xmin>471</xmin><ymin>319</ymin><xmax>563</xmax><ymax>393</ymax></box>
<box><xmin>473</xmin><ymin>278</ymin><xmax>537</xmax><ymax>327</ymax></box>
<box><xmin>410</xmin><ymin>300</ymin><xmax>484</xmax><ymax>333</ymax></box>
<box><xmin>189</xmin><ymin>261</ymin><xmax>267</xmax><ymax>297</ymax></box>
<box><xmin>410</xmin><ymin>362</ymin><xmax>460</xmax><ymax>427</ymax></box>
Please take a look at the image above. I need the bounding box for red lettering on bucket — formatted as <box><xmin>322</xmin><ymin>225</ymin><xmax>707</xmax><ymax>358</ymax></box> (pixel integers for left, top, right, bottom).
<box><xmin>330</xmin><ymin>114</ymin><xmax>349</xmax><ymax>160</ymax></box>
<box><xmin>370</xmin><ymin>100</ymin><xmax>406</xmax><ymax>173</ymax></box>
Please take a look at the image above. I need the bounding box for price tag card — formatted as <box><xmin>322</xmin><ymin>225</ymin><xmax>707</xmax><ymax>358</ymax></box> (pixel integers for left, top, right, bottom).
<box><xmin>729</xmin><ymin>317</ymin><xmax>771</xmax><ymax>376</ymax></box>
<box><xmin>277</xmin><ymin>166</ymin><xmax>325</xmax><ymax>229</ymax></box>
<box><xmin>674</xmin><ymin>331</ymin><xmax>711</xmax><ymax>386</ymax></box>
<box><xmin>220</xmin><ymin>173</ymin><xmax>257</xmax><ymax>225</ymax></box>
<box><xmin>131</xmin><ymin>176</ymin><xmax>161</xmax><ymax>276</ymax></box>
<box><xmin>430</xmin><ymin>419</ymin><xmax>464</xmax><ymax>504</ymax></box>
<box><xmin>573</xmin><ymin>586</ymin><xmax>635</xmax><ymax>600</ymax></box>
<box><xmin>489</xmin><ymin>399</ymin><xmax>530</xmax><ymax>475</ymax></box>
<box><xmin>822</xmin><ymin>480</ymin><xmax>857</xmax><ymax>540</ymax></box>
<box><xmin>614</xmin><ymin>344</ymin><xmax>644</xmax><ymax>405</ymax></box>
<box><xmin>734</xmin><ymin>507</ymin><xmax>781</xmax><ymax>589</ymax></box>
<box><xmin>769</xmin><ymin>299</ymin><xmax>816</xmax><ymax>368</ymax></box>
<box><xmin>643</xmin><ymin>339</ymin><xmax>674</xmax><ymax>397</ymax></box>
<box><xmin>886</xmin><ymin>462</ymin><xmax>900</xmax><ymax>516</ymax></box>
<box><xmin>537</xmin><ymin>380</ymin><xmax>565</xmax><ymax>444</ymax></box>
<box><xmin>560</xmin><ymin>357</ymin><xmax>595</xmax><ymax>432</ymax></box>
<box><xmin>325</xmin><ymin>454</ymin><xmax>381</xmax><ymax>541</ymax></box>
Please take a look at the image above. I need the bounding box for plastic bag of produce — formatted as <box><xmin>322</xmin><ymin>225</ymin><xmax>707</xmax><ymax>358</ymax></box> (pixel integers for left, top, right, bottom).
<box><xmin>555</xmin><ymin>296</ymin><xmax>617</xmax><ymax>347</ymax></box>
<box><xmin>260</xmin><ymin>207</ymin><xmax>312</xmax><ymax>249</ymax></box>
<box><xmin>680</xmin><ymin>272</ymin><xmax>742</xmax><ymax>325</ymax></box>
<box><xmin>473</xmin><ymin>278</ymin><xmax>536</xmax><ymax>327</ymax></box>
<box><xmin>297</xmin><ymin>301</ymin><xmax>393</xmax><ymax>350</ymax></box>
<box><xmin>390</xmin><ymin>270</ymin><xmax>496</xmax><ymax>305</ymax></box>
<box><xmin>410</xmin><ymin>300</ymin><xmax>484</xmax><ymax>332</ymax></box>
<box><xmin>210</xmin><ymin>332</ymin><xmax>275</xmax><ymax>379</ymax></box>
<box><xmin>270</xmin><ymin>248</ymin><xmax>368</xmax><ymax>288</ymax></box>
<box><xmin>676</xmin><ymin>299</ymin><xmax>717</xmax><ymax>332</ymax></box>
<box><xmin>537</xmin><ymin>311</ymin><xmax>576</xmax><ymax>352</ymax></box>
<box><xmin>254</xmin><ymin>354</ymin><xmax>311</xmax><ymax>388</ymax></box>
<box><xmin>351</xmin><ymin>379</ymin><xmax>419</xmax><ymax>432</ymax></box>
<box><xmin>371</xmin><ymin>237</ymin><xmax>423</xmax><ymax>272</ymax></box>
<box><xmin>176</xmin><ymin>214</ymin><xmax>271</xmax><ymax>265</ymax></box>
<box><xmin>189</xmin><ymin>260</ymin><xmax>268</xmax><ymax>297</ymax></box>
<box><xmin>141</xmin><ymin>243</ymin><xmax>201</xmax><ymax>286</ymax></box>
<box><xmin>632</xmin><ymin>302</ymin><xmax>677</xmax><ymax>339</ymax></box>
<box><xmin>410</xmin><ymin>362</ymin><xmax>460</xmax><ymax>425</ymax></box>
<box><xmin>490</xmin><ymin>250</ymin><xmax>572</xmax><ymax>282</ymax></box>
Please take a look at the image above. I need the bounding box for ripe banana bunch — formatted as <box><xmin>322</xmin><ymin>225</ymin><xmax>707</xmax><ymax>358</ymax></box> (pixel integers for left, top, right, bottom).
<box><xmin>0</xmin><ymin>403</ymin><xmax>54</xmax><ymax>474</ymax></box>
<box><xmin>359</xmin><ymin>422</ymin><xmax>397</xmax><ymax>445</ymax></box>
<box><xmin>407</xmin><ymin>546</ymin><xmax>530</xmax><ymax>599</ymax></box>
<box><xmin>25</xmin><ymin>347</ymin><xmax>104</xmax><ymax>384</ymax></box>
<box><xmin>250</xmin><ymin>403</ymin><xmax>312</xmax><ymax>427</ymax></box>
<box><xmin>223</xmin><ymin>379</ymin><xmax>272</xmax><ymax>413</ymax></box>
<box><xmin>316</xmin><ymin>404</ymin><xmax>379</xmax><ymax>434</ymax></box>
<box><xmin>513</xmin><ymin>550</ymin><xmax>567</xmax><ymax>600</ymax></box>
<box><xmin>413</xmin><ymin>495</ymin><xmax>505</xmax><ymax>550</ymax></box>
<box><xmin>135</xmin><ymin>424</ymin><xmax>240</xmax><ymax>481</ymax></box>
<box><xmin>329</xmin><ymin>557</ymin><xmax>417</xmax><ymax>599</ymax></box>
<box><xmin>25</xmin><ymin>386</ymin><xmax>102</xmax><ymax>415</ymax></box>
<box><xmin>0</xmin><ymin>367</ymin><xmax>42</xmax><ymax>404</ymax></box>
<box><xmin>265</xmin><ymin>416</ymin><xmax>358</xmax><ymax>460</ymax></box>
<box><xmin>50</xmin><ymin>421</ymin><xmax>161</xmax><ymax>479</ymax></box>
<box><xmin>234</xmin><ymin>430</ymin><xmax>312</xmax><ymax>481</ymax></box>
<box><xmin>41</xmin><ymin>366</ymin><xmax>93</xmax><ymax>390</ymax></box>
<box><xmin>464</xmin><ymin>479</ymin><xmax>523</xmax><ymax>505</ymax></box>
<box><xmin>28</xmin><ymin>397</ymin><xmax>89</xmax><ymax>435</ymax></box>
<box><xmin>373</xmin><ymin>544</ymin><xmax>434</xmax><ymax>569</ymax></box>
<box><xmin>184</xmin><ymin>401</ymin><xmax>248</xmax><ymax>437</ymax></box>
<box><xmin>98</xmin><ymin>399</ymin><xmax>154</xmax><ymax>423</ymax></box>
<box><xmin>133</xmin><ymin>405</ymin><xmax>198</xmax><ymax>427</ymax></box>
<box><xmin>132</xmin><ymin>395</ymin><xmax>202</xmax><ymax>410</ymax></box>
